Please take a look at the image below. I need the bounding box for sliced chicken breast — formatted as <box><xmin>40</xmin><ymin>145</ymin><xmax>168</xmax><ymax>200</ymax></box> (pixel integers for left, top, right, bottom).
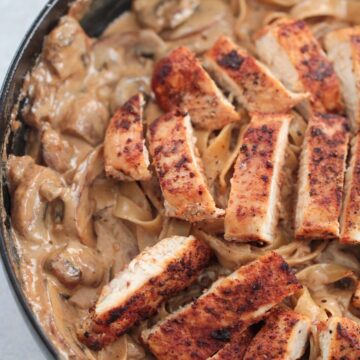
<box><xmin>351</xmin><ymin>281</ymin><xmax>360</xmax><ymax>309</ymax></box>
<box><xmin>225</xmin><ymin>112</ymin><xmax>291</xmax><ymax>244</ymax></box>
<box><xmin>104</xmin><ymin>94</ymin><xmax>151</xmax><ymax>181</ymax></box>
<box><xmin>255</xmin><ymin>18</ymin><xmax>344</xmax><ymax>117</ymax></box>
<box><xmin>78</xmin><ymin>235</ymin><xmax>212</xmax><ymax>350</ymax></box>
<box><xmin>149</xmin><ymin>110</ymin><xmax>224</xmax><ymax>222</ymax></box>
<box><xmin>340</xmin><ymin>135</ymin><xmax>360</xmax><ymax>244</ymax></box>
<box><xmin>325</xmin><ymin>27</ymin><xmax>360</xmax><ymax>132</ymax></box>
<box><xmin>243</xmin><ymin>308</ymin><xmax>310</xmax><ymax>360</ymax></box>
<box><xmin>142</xmin><ymin>252</ymin><xmax>302</xmax><ymax>360</ymax></box>
<box><xmin>295</xmin><ymin>113</ymin><xmax>349</xmax><ymax>240</ymax></box>
<box><xmin>209</xmin><ymin>329</ymin><xmax>254</xmax><ymax>360</ymax></box>
<box><xmin>203</xmin><ymin>36</ymin><xmax>307</xmax><ymax>113</ymax></box>
<box><xmin>152</xmin><ymin>47</ymin><xmax>241</xmax><ymax>130</ymax></box>
<box><xmin>319</xmin><ymin>317</ymin><xmax>360</xmax><ymax>360</ymax></box>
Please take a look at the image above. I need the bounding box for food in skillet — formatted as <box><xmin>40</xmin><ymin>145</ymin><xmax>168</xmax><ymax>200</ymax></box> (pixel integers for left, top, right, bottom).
<box><xmin>6</xmin><ymin>0</ymin><xmax>360</xmax><ymax>359</ymax></box>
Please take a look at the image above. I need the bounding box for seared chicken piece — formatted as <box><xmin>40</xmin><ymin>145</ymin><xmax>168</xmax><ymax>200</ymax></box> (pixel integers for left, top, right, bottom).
<box><xmin>209</xmin><ymin>329</ymin><xmax>254</xmax><ymax>360</ymax></box>
<box><xmin>204</xmin><ymin>36</ymin><xmax>307</xmax><ymax>113</ymax></box>
<box><xmin>319</xmin><ymin>317</ymin><xmax>360</xmax><ymax>359</ymax></box>
<box><xmin>104</xmin><ymin>94</ymin><xmax>151</xmax><ymax>181</ymax></box>
<box><xmin>340</xmin><ymin>135</ymin><xmax>360</xmax><ymax>244</ymax></box>
<box><xmin>225</xmin><ymin>112</ymin><xmax>291</xmax><ymax>243</ymax></box>
<box><xmin>352</xmin><ymin>281</ymin><xmax>360</xmax><ymax>309</ymax></box>
<box><xmin>149</xmin><ymin>110</ymin><xmax>224</xmax><ymax>222</ymax></box>
<box><xmin>295</xmin><ymin>113</ymin><xmax>349</xmax><ymax>240</ymax></box>
<box><xmin>152</xmin><ymin>47</ymin><xmax>241</xmax><ymax>130</ymax></box>
<box><xmin>325</xmin><ymin>27</ymin><xmax>360</xmax><ymax>131</ymax></box>
<box><xmin>255</xmin><ymin>18</ymin><xmax>344</xmax><ymax>117</ymax></box>
<box><xmin>243</xmin><ymin>308</ymin><xmax>310</xmax><ymax>360</ymax></box>
<box><xmin>142</xmin><ymin>252</ymin><xmax>302</xmax><ymax>360</ymax></box>
<box><xmin>78</xmin><ymin>235</ymin><xmax>211</xmax><ymax>350</ymax></box>
<box><xmin>133</xmin><ymin>0</ymin><xmax>199</xmax><ymax>32</ymax></box>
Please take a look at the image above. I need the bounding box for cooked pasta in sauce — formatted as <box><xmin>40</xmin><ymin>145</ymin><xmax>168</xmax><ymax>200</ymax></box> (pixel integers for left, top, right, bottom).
<box><xmin>6</xmin><ymin>0</ymin><xmax>360</xmax><ymax>359</ymax></box>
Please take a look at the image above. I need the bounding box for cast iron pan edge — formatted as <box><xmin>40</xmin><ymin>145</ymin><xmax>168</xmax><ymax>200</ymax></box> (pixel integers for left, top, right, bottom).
<box><xmin>0</xmin><ymin>0</ymin><xmax>130</xmax><ymax>358</ymax></box>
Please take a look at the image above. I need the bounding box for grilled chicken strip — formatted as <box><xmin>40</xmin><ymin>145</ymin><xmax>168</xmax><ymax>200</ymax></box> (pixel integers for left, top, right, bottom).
<box><xmin>142</xmin><ymin>252</ymin><xmax>302</xmax><ymax>360</ymax></box>
<box><xmin>243</xmin><ymin>308</ymin><xmax>310</xmax><ymax>360</ymax></box>
<box><xmin>351</xmin><ymin>281</ymin><xmax>360</xmax><ymax>309</ymax></box>
<box><xmin>295</xmin><ymin>113</ymin><xmax>349</xmax><ymax>240</ymax></box>
<box><xmin>319</xmin><ymin>317</ymin><xmax>360</xmax><ymax>359</ymax></box>
<box><xmin>104</xmin><ymin>94</ymin><xmax>151</xmax><ymax>181</ymax></box>
<box><xmin>203</xmin><ymin>36</ymin><xmax>307</xmax><ymax>113</ymax></box>
<box><xmin>325</xmin><ymin>27</ymin><xmax>360</xmax><ymax>131</ymax></box>
<box><xmin>340</xmin><ymin>135</ymin><xmax>360</xmax><ymax>244</ymax></box>
<box><xmin>149</xmin><ymin>110</ymin><xmax>224</xmax><ymax>222</ymax></box>
<box><xmin>225</xmin><ymin>112</ymin><xmax>291</xmax><ymax>244</ymax></box>
<box><xmin>209</xmin><ymin>329</ymin><xmax>254</xmax><ymax>360</ymax></box>
<box><xmin>78</xmin><ymin>235</ymin><xmax>212</xmax><ymax>350</ymax></box>
<box><xmin>255</xmin><ymin>18</ymin><xmax>344</xmax><ymax>117</ymax></box>
<box><xmin>152</xmin><ymin>47</ymin><xmax>241</xmax><ymax>130</ymax></box>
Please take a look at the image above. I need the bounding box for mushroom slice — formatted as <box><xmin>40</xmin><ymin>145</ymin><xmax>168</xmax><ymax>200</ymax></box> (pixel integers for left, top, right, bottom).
<box><xmin>152</xmin><ymin>47</ymin><xmax>241</xmax><ymax>130</ymax></box>
<box><xmin>319</xmin><ymin>317</ymin><xmax>360</xmax><ymax>359</ymax></box>
<box><xmin>243</xmin><ymin>308</ymin><xmax>310</xmax><ymax>360</ymax></box>
<box><xmin>8</xmin><ymin>155</ymin><xmax>68</xmax><ymax>243</ymax></box>
<box><xmin>61</xmin><ymin>94</ymin><xmax>109</xmax><ymax>146</ymax></box>
<box><xmin>45</xmin><ymin>241</ymin><xmax>104</xmax><ymax>289</ymax></box>
<box><xmin>142</xmin><ymin>252</ymin><xmax>302</xmax><ymax>360</ymax></box>
<box><xmin>204</xmin><ymin>36</ymin><xmax>307</xmax><ymax>113</ymax></box>
<box><xmin>225</xmin><ymin>112</ymin><xmax>291</xmax><ymax>244</ymax></box>
<box><xmin>43</xmin><ymin>16</ymin><xmax>90</xmax><ymax>79</ymax></box>
<box><xmin>340</xmin><ymin>135</ymin><xmax>360</xmax><ymax>244</ymax></box>
<box><xmin>133</xmin><ymin>0</ymin><xmax>199</xmax><ymax>32</ymax></box>
<box><xmin>7</xmin><ymin>155</ymin><xmax>34</xmax><ymax>193</ymax></box>
<box><xmin>149</xmin><ymin>110</ymin><xmax>224</xmax><ymax>222</ymax></box>
<box><xmin>255</xmin><ymin>18</ymin><xmax>344</xmax><ymax>117</ymax></box>
<box><xmin>77</xmin><ymin>235</ymin><xmax>211</xmax><ymax>350</ymax></box>
<box><xmin>209</xmin><ymin>329</ymin><xmax>254</xmax><ymax>360</ymax></box>
<box><xmin>325</xmin><ymin>26</ymin><xmax>360</xmax><ymax>131</ymax></box>
<box><xmin>295</xmin><ymin>113</ymin><xmax>349</xmax><ymax>240</ymax></box>
<box><xmin>41</xmin><ymin>123</ymin><xmax>75</xmax><ymax>173</ymax></box>
<box><xmin>104</xmin><ymin>94</ymin><xmax>151</xmax><ymax>181</ymax></box>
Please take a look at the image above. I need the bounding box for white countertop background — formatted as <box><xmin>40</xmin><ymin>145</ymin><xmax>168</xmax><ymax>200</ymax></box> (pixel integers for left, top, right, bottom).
<box><xmin>0</xmin><ymin>0</ymin><xmax>48</xmax><ymax>359</ymax></box>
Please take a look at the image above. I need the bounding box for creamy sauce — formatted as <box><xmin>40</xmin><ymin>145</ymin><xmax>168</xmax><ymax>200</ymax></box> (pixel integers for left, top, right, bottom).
<box><xmin>6</xmin><ymin>0</ymin><xmax>360</xmax><ymax>359</ymax></box>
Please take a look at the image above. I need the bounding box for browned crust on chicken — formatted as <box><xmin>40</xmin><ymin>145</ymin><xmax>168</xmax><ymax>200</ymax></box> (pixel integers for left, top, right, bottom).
<box><xmin>204</xmin><ymin>36</ymin><xmax>306</xmax><ymax>113</ymax></box>
<box><xmin>325</xmin><ymin>26</ymin><xmax>360</xmax><ymax>132</ymax></box>
<box><xmin>142</xmin><ymin>252</ymin><xmax>302</xmax><ymax>360</ymax></box>
<box><xmin>256</xmin><ymin>18</ymin><xmax>344</xmax><ymax>116</ymax></box>
<box><xmin>243</xmin><ymin>308</ymin><xmax>310</xmax><ymax>360</ymax></box>
<box><xmin>295</xmin><ymin>113</ymin><xmax>349</xmax><ymax>240</ymax></box>
<box><xmin>340</xmin><ymin>135</ymin><xmax>360</xmax><ymax>244</ymax></box>
<box><xmin>78</xmin><ymin>236</ymin><xmax>212</xmax><ymax>350</ymax></box>
<box><xmin>225</xmin><ymin>112</ymin><xmax>291</xmax><ymax>243</ymax></box>
<box><xmin>104</xmin><ymin>93</ymin><xmax>151</xmax><ymax>181</ymax></box>
<box><xmin>152</xmin><ymin>46</ymin><xmax>241</xmax><ymax>130</ymax></box>
<box><xmin>319</xmin><ymin>317</ymin><xmax>360</xmax><ymax>359</ymax></box>
<box><xmin>149</xmin><ymin>109</ymin><xmax>224</xmax><ymax>222</ymax></box>
<box><xmin>209</xmin><ymin>329</ymin><xmax>254</xmax><ymax>360</ymax></box>
<box><xmin>351</xmin><ymin>281</ymin><xmax>360</xmax><ymax>309</ymax></box>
